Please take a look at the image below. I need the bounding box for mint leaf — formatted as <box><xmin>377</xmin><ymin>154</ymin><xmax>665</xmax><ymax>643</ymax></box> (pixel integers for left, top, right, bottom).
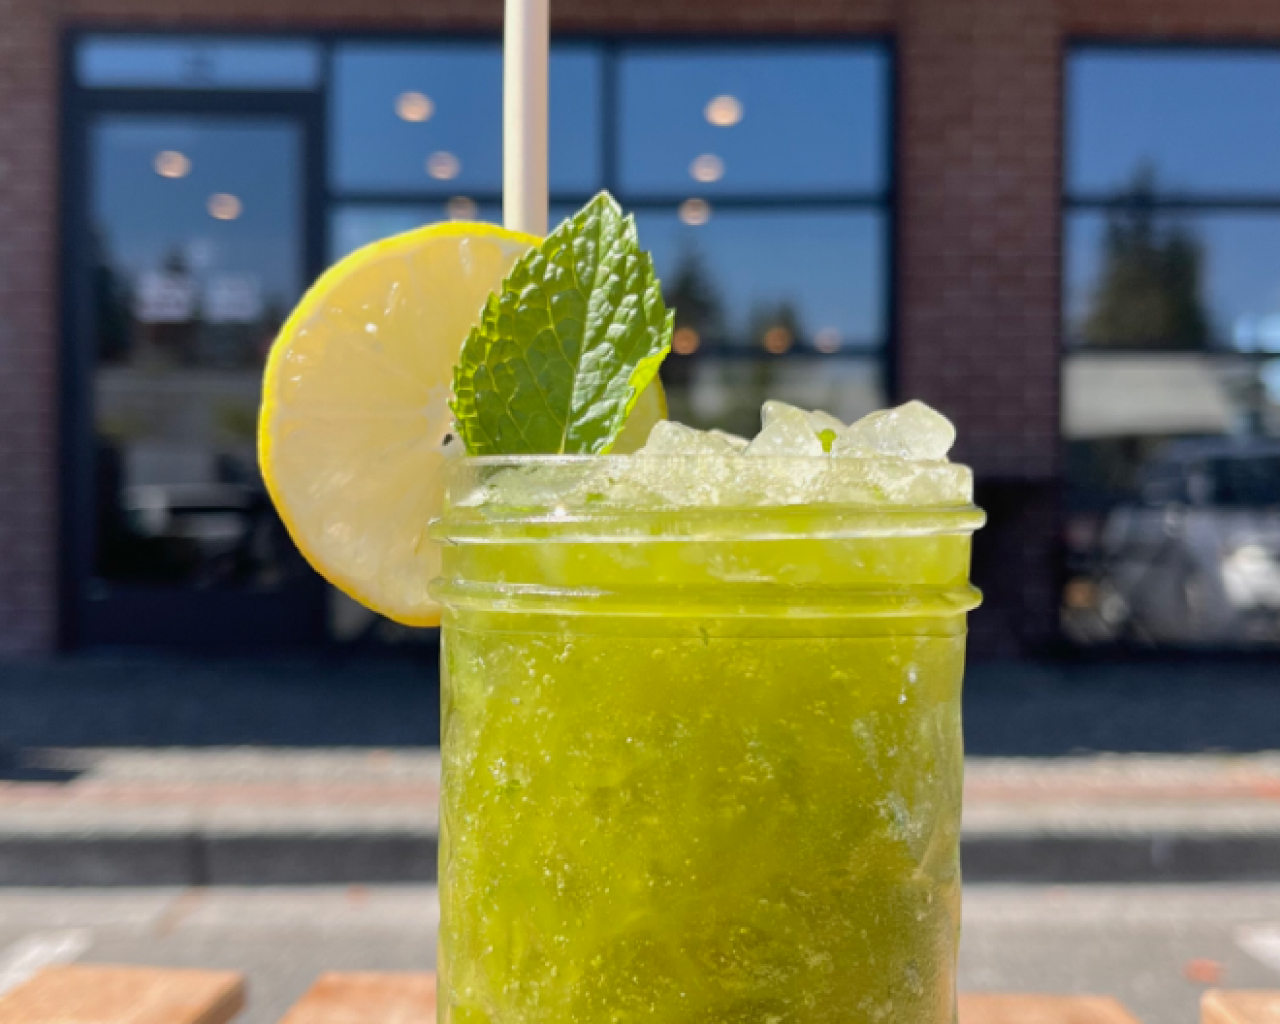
<box><xmin>451</xmin><ymin>192</ymin><xmax>673</xmax><ymax>455</ymax></box>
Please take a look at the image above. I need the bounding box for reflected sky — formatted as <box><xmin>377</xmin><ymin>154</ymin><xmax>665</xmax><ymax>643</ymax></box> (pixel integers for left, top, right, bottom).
<box><xmin>78</xmin><ymin>37</ymin><xmax>321</xmax><ymax>90</ymax></box>
<box><xmin>333</xmin><ymin>205</ymin><xmax>885</xmax><ymax>350</ymax></box>
<box><xmin>93</xmin><ymin>117</ymin><xmax>301</xmax><ymax>302</ymax></box>
<box><xmin>331</xmin><ymin>45</ymin><xmax>602</xmax><ymax>195</ymax></box>
<box><xmin>619</xmin><ymin>48</ymin><xmax>887</xmax><ymax>197</ymax></box>
<box><xmin>635</xmin><ymin>209</ymin><xmax>885</xmax><ymax>349</ymax></box>
<box><xmin>1066</xmin><ymin>212</ymin><xmax>1280</xmax><ymax>351</ymax></box>
<box><xmin>1069</xmin><ymin>51</ymin><xmax>1280</xmax><ymax>196</ymax></box>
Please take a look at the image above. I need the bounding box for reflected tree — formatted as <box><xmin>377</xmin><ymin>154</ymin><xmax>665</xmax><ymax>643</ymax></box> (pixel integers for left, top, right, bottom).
<box><xmin>748</xmin><ymin>300</ymin><xmax>806</xmax><ymax>354</ymax></box>
<box><xmin>661</xmin><ymin>244</ymin><xmax>725</xmax><ymax>428</ymax></box>
<box><xmin>664</xmin><ymin>243</ymin><xmax>726</xmax><ymax>344</ymax></box>
<box><xmin>1082</xmin><ymin>168</ymin><xmax>1211</xmax><ymax>349</ymax></box>
<box><xmin>91</xmin><ymin>226</ymin><xmax>130</xmax><ymax>364</ymax></box>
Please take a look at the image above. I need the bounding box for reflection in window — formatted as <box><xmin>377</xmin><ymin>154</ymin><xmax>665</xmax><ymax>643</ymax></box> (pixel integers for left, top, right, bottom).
<box><xmin>91</xmin><ymin>116</ymin><xmax>305</xmax><ymax>589</ymax></box>
<box><xmin>331</xmin><ymin>45</ymin><xmax>602</xmax><ymax>195</ymax></box>
<box><xmin>1065</xmin><ymin>208</ymin><xmax>1280</xmax><ymax>351</ymax></box>
<box><xmin>1063</xmin><ymin>48</ymin><xmax>1280</xmax><ymax>648</ymax></box>
<box><xmin>330</xmin><ymin>42</ymin><xmax>892</xmax><ymax>444</ymax></box>
<box><xmin>78</xmin><ymin>37</ymin><xmax>322</xmax><ymax>91</ymax></box>
<box><xmin>641</xmin><ymin>209</ymin><xmax>886</xmax><ymax>438</ymax></box>
<box><xmin>618</xmin><ymin>48</ymin><xmax>888</xmax><ymax>197</ymax></box>
<box><xmin>636</xmin><ymin>209</ymin><xmax>884</xmax><ymax>353</ymax></box>
<box><xmin>1068</xmin><ymin>52</ymin><xmax>1280</xmax><ymax>196</ymax></box>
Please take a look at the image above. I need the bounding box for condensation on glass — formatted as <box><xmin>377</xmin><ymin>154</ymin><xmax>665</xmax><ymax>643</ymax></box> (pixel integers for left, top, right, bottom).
<box><xmin>1062</xmin><ymin>47</ymin><xmax>1280</xmax><ymax>648</ymax></box>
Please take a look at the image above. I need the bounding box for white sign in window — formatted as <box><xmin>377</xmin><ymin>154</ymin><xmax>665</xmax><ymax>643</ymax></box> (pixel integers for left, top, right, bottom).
<box><xmin>134</xmin><ymin>272</ymin><xmax>196</xmax><ymax>323</ymax></box>
<box><xmin>204</xmin><ymin>275</ymin><xmax>263</xmax><ymax>324</ymax></box>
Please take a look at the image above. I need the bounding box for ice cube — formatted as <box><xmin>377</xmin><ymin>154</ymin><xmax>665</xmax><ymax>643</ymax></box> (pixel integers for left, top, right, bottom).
<box><xmin>746</xmin><ymin>403</ymin><xmax>824</xmax><ymax>457</ymax></box>
<box><xmin>708</xmin><ymin>429</ymin><xmax>749</xmax><ymax>452</ymax></box>
<box><xmin>832</xmin><ymin>400</ymin><xmax>955</xmax><ymax>461</ymax></box>
<box><xmin>761</xmin><ymin>401</ymin><xmax>844</xmax><ymax>453</ymax></box>
<box><xmin>761</xmin><ymin>400</ymin><xmax>804</xmax><ymax>428</ymax></box>
<box><xmin>640</xmin><ymin>420</ymin><xmax>743</xmax><ymax>456</ymax></box>
<box><xmin>804</xmin><ymin>408</ymin><xmax>846</xmax><ymax>437</ymax></box>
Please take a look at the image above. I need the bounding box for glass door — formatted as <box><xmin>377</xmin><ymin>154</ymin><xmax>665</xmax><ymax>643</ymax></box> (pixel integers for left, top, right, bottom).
<box><xmin>68</xmin><ymin>101</ymin><xmax>326</xmax><ymax>647</ymax></box>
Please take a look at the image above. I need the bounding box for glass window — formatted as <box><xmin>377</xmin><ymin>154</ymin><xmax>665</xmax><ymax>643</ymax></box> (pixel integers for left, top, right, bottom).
<box><xmin>1068</xmin><ymin>52</ymin><xmax>1280</xmax><ymax>197</ymax></box>
<box><xmin>90</xmin><ymin>116</ymin><xmax>305</xmax><ymax>590</ymax></box>
<box><xmin>329</xmin><ymin>42</ymin><xmax>892</xmax><ymax>447</ymax></box>
<box><xmin>331</xmin><ymin>44</ymin><xmax>602</xmax><ymax>196</ymax></box>
<box><xmin>635</xmin><ymin>208</ymin><xmax>885</xmax><ymax>352</ymax></box>
<box><xmin>618</xmin><ymin>48</ymin><xmax>888</xmax><ymax>197</ymax></box>
<box><xmin>1065</xmin><ymin>210</ymin><xmax>1280</xmax><ymax>352</ymax></box>
<box><xmin>1063</xmin><ymin>48</ymin><xmax>1280</xmax><ymax>649</ymax></box>
<box><xmin>78</xmin><ymin>37</ymin><xmax>321</xmax><ymax>91</ymax></box>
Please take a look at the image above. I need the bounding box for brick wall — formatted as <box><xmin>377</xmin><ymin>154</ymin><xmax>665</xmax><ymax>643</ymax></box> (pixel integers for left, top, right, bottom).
<box><xmin>0</xmin><ymin>0</ymin><xmax>59</xmax><ymax>654</ymax></box>
<box><xmin>4</xmin><ymin>0</ymin><xmax>1274</xmax><ymax>655</ymax></box>
<box><xmin>1065</xmin><ymin>0</ymin><xmax>1280</xmax><ymax>38</ymax></box>
<box><xmin>64</xmin><ymin>0</ymin><xmax>893</xmax><ymax>33</ymax></box>
<box><xmin>897</xmin><ymin>0</ymin><xmax>1064</xmax><ymax>653</ymax></box>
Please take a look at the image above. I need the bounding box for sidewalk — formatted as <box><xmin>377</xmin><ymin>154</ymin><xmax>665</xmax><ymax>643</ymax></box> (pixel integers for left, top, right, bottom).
<box><xmin>2</xmin><ymin>652</ymin><xmax>1280</xmax><ymax>884</ymax></box>
<box><xmin>3</xmin><ymin>747</ymin><xmax>1280</xmax><ymax>885</ymax></box>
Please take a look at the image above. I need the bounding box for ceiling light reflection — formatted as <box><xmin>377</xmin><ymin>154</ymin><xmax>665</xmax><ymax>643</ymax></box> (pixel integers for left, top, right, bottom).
<box><xmin>672</xmin><ymin>327</ymin><xmax>700</xmax><ymax>355</ymax></box>
<box><xmin>814</xmin><ymin>328</ymin><xmax>842</xmax><ymax>354</ymax></box>
<box><xmin>690</xmin><ymin>154</ymin><xmax>724</xmax><ymax>184</ymax></box>
<box><xmin>678</xmin><ymin>198</ymin><xmax>711</xmax><ymax>226</ymax></box>
<box><xmin>427</xmin><ymin>151</ymin><xmax>461</xmax><ymax>180</ymax></box>
<box><xmin>763</xmin><ymin>326</ymin><xmax>793</xmax><ymax>355</ymax></box>
<box><xmin>155</xmin><ymin>151</ymin><xmax>191</xmax><ymax>179</ymax></box>
<box><xmin>705</xmin><ymin>95</ymin><xmax>743</xmax><ymax>127</ymax></box>
<box><xmin>207</xmin><ymin>193</ymin><xmax>242</xmax><ymax>221</ymax></box>
<box><xmin>446</xmin><ymin>196</ymin><xmax>478</xmax><ymax>221</ymax></box>
<box><xmin>396</xmin><ymin>91</ymin><xmax>435</xmax><ymax>122</ymax></box>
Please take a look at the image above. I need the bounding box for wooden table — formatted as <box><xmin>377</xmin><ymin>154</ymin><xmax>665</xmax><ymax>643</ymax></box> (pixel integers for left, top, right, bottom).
<box><xmin>0</xmin><ymin>965</ymin><xmax>1275</xmax><ymax>1023</ymax></box>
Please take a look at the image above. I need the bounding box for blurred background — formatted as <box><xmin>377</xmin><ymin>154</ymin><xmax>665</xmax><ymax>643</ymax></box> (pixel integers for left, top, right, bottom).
<box><xmin>28</xmin><ymin>26</ymin><xmax>1280</xmax><ymax>658</ymax></box>
<box><xmin>3</xmin><ymin>2</ymin><xmax>1280</xmax><ymax>1022</ymax></box>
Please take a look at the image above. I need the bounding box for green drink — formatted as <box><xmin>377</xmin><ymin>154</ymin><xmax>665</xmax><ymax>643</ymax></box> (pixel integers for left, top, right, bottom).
<box><xmin>257</xmin><ymin>187</ymin><xmax>982</xmax><ymax>1024</ymax></box>
<box><xmin>433</xmin><ymin>453</ymin><xmax>983</xmax><ymax>1024</ymax></box>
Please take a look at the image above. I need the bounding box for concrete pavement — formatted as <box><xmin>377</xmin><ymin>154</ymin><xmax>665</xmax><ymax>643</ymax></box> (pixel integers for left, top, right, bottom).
<box><xmin>3</xmin><ymin>885</ymin><xmax>1280</xmax><ymax>1024</ymax></box>
<box><xmin>3</xmin><ymin>652</ymin><xmax>1280</xmax><ymax>884</ymax></box>
<box><xmin>3</xmin><ymin>748</ymin><xmax>1280</xmax><ymax>884</ymax></box>
<box><xmin>3</xmin><ymin>651</ymin><xmax>1280</xmax><ymax>754</ymax></box>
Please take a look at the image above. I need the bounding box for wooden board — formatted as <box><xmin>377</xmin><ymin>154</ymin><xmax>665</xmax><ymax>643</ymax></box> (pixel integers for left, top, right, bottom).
<box><xmin>959</xmin><ymin>993</ymin><xmax>1144</xmax><ymax>1024</ymax></box>
<box><xmin>279</xmin><ymin>973</ymin><xmax>437</xmax><ymax>1024</ymax></box>
<box><xmin>0</xmin><ymin>965</ymin><xmax>245</xmax><ymax>1024</ymax></box>
<box><xmin>1203</xmin><ymin>991</ymin><xmax>1280</xmax><ymax>1024</ymax></box>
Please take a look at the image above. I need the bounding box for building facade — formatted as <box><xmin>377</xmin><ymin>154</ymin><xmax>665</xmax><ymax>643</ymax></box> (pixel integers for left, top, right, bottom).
<box><xmin>3</xmin><ymin>0</ymin><xmax>1280</xmax><ymax>656</ymax></box>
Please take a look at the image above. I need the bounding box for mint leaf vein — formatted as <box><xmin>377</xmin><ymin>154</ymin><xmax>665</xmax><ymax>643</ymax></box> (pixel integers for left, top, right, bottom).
<box><xmin>451</xmin><ymin>192</ymin><xmax>673</xmax><ymax>456</ymax></box>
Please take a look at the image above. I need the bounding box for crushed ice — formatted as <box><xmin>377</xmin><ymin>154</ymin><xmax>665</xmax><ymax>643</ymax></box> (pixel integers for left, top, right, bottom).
<box><xmin>465</xmin><ymin>401</ymin><xmax>971</xmax><ymax>508</ymax></box>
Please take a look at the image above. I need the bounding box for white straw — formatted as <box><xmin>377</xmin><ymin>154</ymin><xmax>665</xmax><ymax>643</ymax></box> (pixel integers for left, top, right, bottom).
<box><xmin>503</xmin><ymin>0</ymin><xmax>550</xmax><ymax>236</ymax></box>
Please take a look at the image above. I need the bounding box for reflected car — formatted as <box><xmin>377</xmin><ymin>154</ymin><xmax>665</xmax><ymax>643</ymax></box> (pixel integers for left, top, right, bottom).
<box><xmin>1065</xmin><ymin>438</ymin><xmax>1280</xmax><ymax>646</ymax></box>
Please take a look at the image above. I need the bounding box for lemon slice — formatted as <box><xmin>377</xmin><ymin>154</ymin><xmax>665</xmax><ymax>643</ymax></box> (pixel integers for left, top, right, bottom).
<box><xmin>260</xmin><ymin>222</ymin><xmax>537</xmax><ymax>627</ymax></box>
<box><xmin>611</xmin><ymin>377</ymin><xmax>668</xmax><ymax>454</ymax></box>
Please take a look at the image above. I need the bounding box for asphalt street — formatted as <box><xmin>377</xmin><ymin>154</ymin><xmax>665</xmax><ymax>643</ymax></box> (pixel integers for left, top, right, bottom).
<box><xmin>4</xmin><ymin>652</ymin><xmax>1280</xmax><ymax>755</ymax></box>
<box><xmin>1</xmin><ymin>886</ymin><xmax>1279</xmax><ymax>1024</ymax></box>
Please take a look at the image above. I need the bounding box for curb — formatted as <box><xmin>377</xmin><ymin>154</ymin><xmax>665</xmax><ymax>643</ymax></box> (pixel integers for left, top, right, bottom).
<box><xmin>0</xmin><ymin>830</ymin><xmax>438</xmax><ymax>886</ymax></box>
<box><xmin>1</xmin><ymin>829</ymin><xmax>1279</xmax><ymax>886</ymax></box>
<box><xmin>961</xmin><ymin>831</ymin><xmax>1280</xmax><ymax>884</ymax></box>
